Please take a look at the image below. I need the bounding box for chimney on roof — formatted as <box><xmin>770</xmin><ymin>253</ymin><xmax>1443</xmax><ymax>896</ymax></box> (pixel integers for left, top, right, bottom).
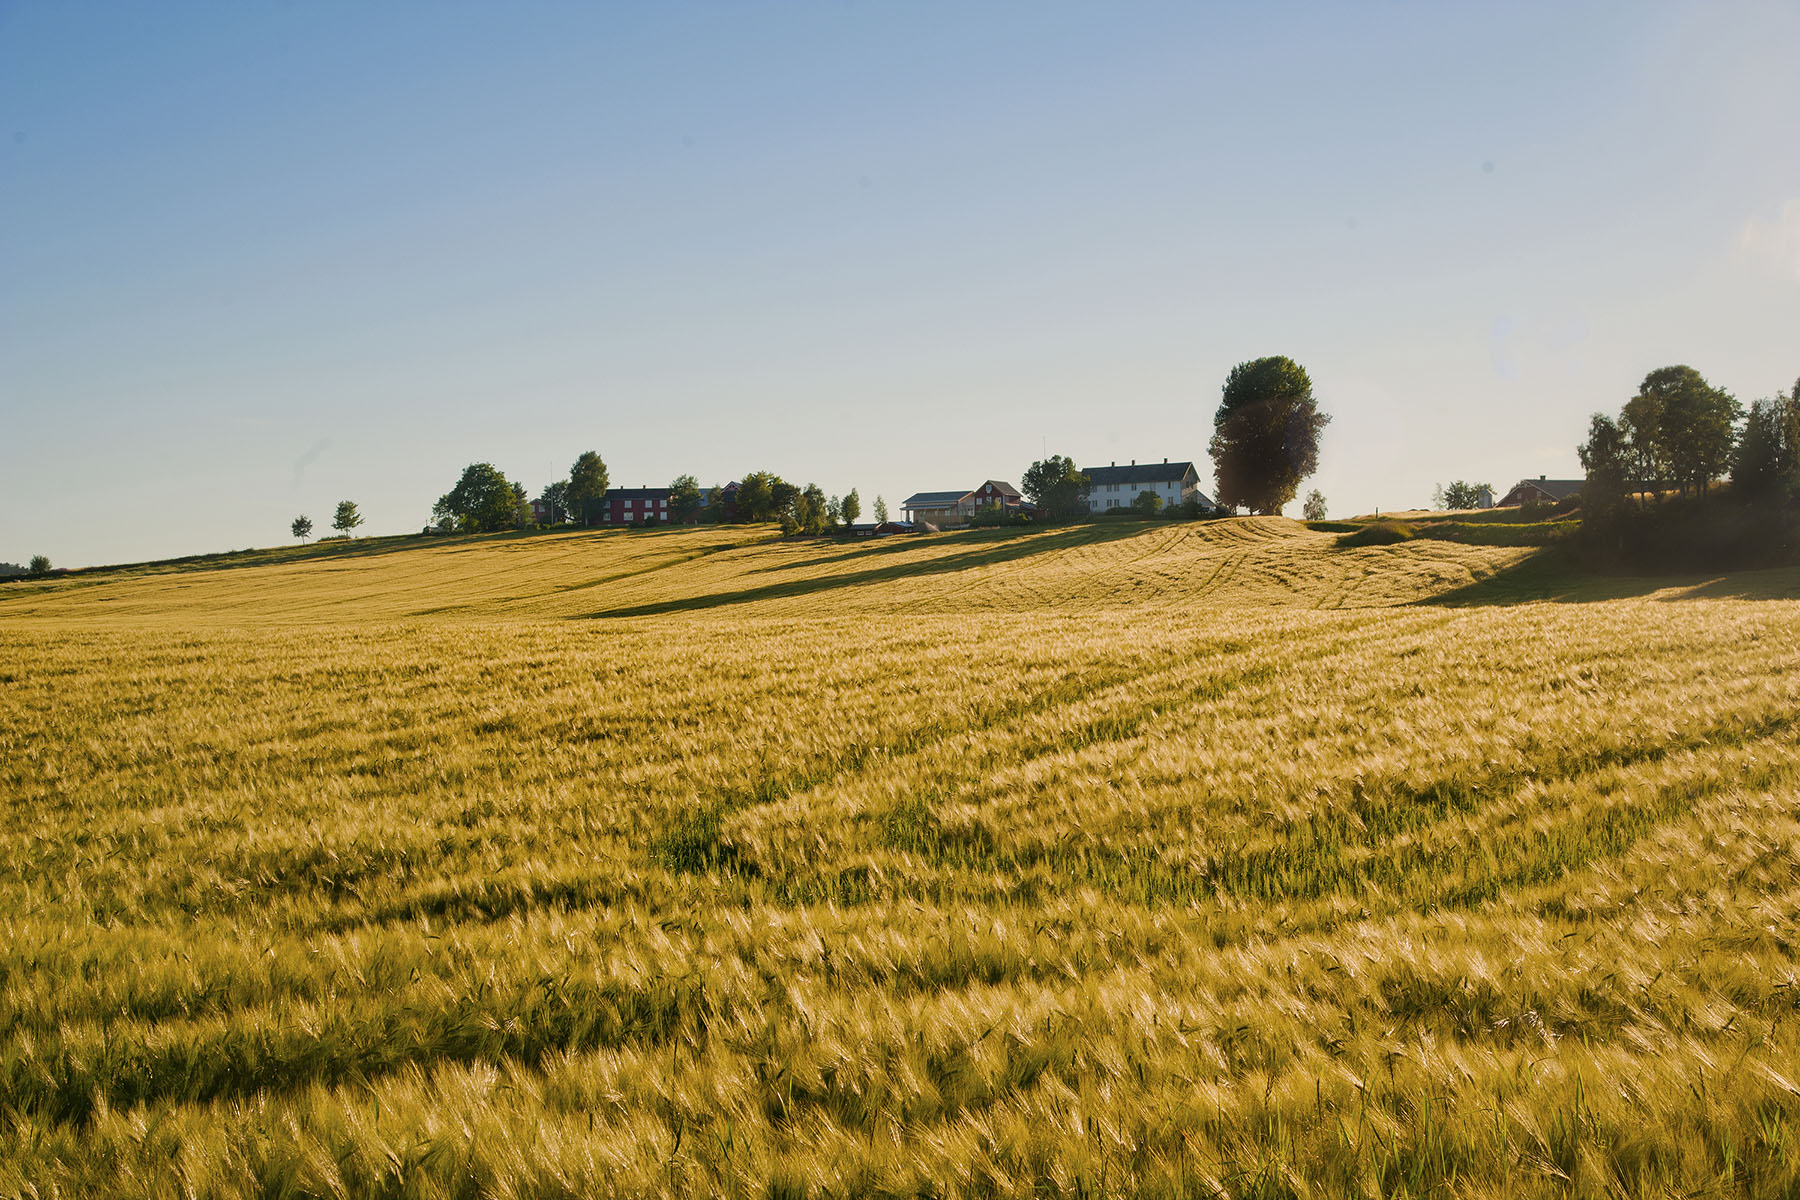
<box><xmin>1540</xmin><ymin>474</ymin><xmax>1546</xmax><ymax>480</ymax></box>
<box><xmin>1131</xmin><ymin>459</ymin><xmax>1136</xmax><ymax>466</ymax></box>
<box><xmin>1163</xmin><ymin>457</ymin><xmax>1167</xmax><ymax>463</ymax></box>
<box><xmin>1111</xmin><ymin>461</ymin><xmax>1115</xmax><ymax>467</ymax></box>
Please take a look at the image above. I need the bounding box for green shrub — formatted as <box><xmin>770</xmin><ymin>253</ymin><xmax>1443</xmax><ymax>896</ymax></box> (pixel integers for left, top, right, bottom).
<box><xmin>1336</xmin><ymin>522</ymin><xmax>1415</xmax><ymax>548</ymax></box>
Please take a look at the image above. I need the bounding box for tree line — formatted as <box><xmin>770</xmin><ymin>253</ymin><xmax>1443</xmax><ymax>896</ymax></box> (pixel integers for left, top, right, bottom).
<box><xmin>1579</xmin><ymin>366</ymin><xmax>1799</xmax><ymax>511</ymax></box>
<box><xmin>1577</xmin><ymin>365</ymin><xmax>1799</xmax><ymax>567</ymax></box>
<box><xmin>420</xmin><ymin>454</ymin><xmax>887</xmax><ymax>537</ymax></box>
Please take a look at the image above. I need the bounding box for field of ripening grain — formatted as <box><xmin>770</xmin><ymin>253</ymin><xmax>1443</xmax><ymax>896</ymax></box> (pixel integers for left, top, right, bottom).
<box><xmin>2</xmin><ymin>518</ymin><xmax>1799</xmax><ymax>1199</ymax></box>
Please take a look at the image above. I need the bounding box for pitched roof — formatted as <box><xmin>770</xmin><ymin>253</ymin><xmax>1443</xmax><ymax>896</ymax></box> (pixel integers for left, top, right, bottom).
<box><xmin>1502</xmin><ymin>477</ymin><xmax>1584</xmax><ymax>502</ymax></box>
<box><xmin>600</xmin><ymin>487</ymin><xmax>672</xmax><ymax>500</ymax></box>
<box><xmin>978</xmin><ymin>480</ymin><xmax>1022</xmax><ymax>498</ymax></box>
<box><xmin>901</xmin><ymin>490</ymin><xmax>970</xmax><ymax>508</ymax></box>
<box><xmin>1081</xmin><ymin>461</ymin><xmax>1198</xmax><ymax>487</ymax></box>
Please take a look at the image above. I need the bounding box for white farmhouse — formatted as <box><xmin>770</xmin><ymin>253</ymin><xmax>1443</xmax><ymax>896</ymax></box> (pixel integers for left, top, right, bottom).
<box><xmin>1081</xmin><ymin>459</ymin><xmax>1210</xmax><ymax>513</ymax></box>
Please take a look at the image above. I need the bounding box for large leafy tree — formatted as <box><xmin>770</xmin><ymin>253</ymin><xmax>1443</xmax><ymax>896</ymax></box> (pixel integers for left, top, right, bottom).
<box><xmin>1021</xmin><ymin>455</ymin><xmax>1090</xmax><ymax>521</ymax></box>
<box><xmin>291</xmin><ymin>515</ymin><xmax>313</xmax><ymax>543</ymax></box>
<box><xmin>1733</xmin><ymin>391</ymin><xmax>1800</xmax><ymax>501</ymax></box>
<box><xmin>840</xmin><ymin>488</ymin><xmax>861</xmax><ymax>526</ymax></box>
<box><xmin>872</xmin><ymin>495</ymin><xmax>889</xmax><ymax>524</ymax></box>
<box><xmin>1209</xmin><ymin>357</ymin><xmax>1330</xmax><ymax>515</ymax></box>
<box><xmin>567</xmin><ymin>451</ymin><xmax>609</xmax><ymax>526</ymax></box>
<box><xmin>1578</xmin><ymin>413</ymin><xmax>1632</xmax><ymax>516</ymax></box>
<box><xmin>797</xmin><ymin>483</ymin><xmax>829</xmax><ymax>534</ymax></box>
<box><xmin>436</xmin><ymin>463</ymin><xmax>518</xmax><ymax>533</ymax></box>
<box><xmin>668</xmin><ymin>474</ymin><xmax>704</xmax><ymax>523</ymax></box>
<box><xmin>332</xmin><ymin>500</ymin><xmax>364</xmax><ymax>538</ymax></box>
<box><xmin>535</xmin><ymin>481</ymin><xmax>571</xmax><ymax>524</ymax></box>
<box><xmin>734</xmin><ymin>472</ymin><xmax>778</xmax><ymax>522</ymax></box>
<box><xmin>1630</xmin><ymin>366</ymin><xmax>1739</xmax><ymax>498</ymax></box>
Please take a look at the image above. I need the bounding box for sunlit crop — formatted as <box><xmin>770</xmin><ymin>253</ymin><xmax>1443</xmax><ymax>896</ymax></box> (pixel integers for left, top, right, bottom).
<box><xmin>2</xmin><ymin>520</ymin><xmax>1797</xmax><ymax>1198</ymax></box>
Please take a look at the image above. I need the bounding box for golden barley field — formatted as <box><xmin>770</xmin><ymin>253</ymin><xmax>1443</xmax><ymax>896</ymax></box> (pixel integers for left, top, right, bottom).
<box><xmin>2</xmin><ymin>519</ymin><xmax>1799</xmax><ymax>1199</ymax></box>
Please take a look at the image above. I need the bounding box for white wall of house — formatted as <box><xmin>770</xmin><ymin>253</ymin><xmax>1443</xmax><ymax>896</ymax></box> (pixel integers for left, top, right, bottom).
<box><xmin>1084</xmin><ymin>477</ymin><xmax>1194</xmax><ymax>512</ymax></box>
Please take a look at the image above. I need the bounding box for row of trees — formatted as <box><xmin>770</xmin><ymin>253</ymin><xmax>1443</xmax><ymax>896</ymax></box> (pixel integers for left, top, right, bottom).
<box><xmin>1580</xmin><ymin>367</ymin><xmax>1800</xmax><ymax>512</ymax></box>
<box><xmin>297</xmin><ymin>354</ymin><xmax>1332</xmax><ymax>547</ymax></box>
<box><xmin>290</xmin><ymin>501</ymin><xmax>362</xmax><ymax>543</ymax></box>
<box><xmin>428</xmin><ymin>452</ymin><xmax>891</xmax><ymax>537</ymax></box>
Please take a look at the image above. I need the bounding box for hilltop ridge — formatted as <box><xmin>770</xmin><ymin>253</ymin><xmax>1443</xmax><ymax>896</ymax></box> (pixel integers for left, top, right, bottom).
<box><xmin>0</xmin><ymin>518</ymin><xmax>1558</xmax><ymax>625</ymax></box>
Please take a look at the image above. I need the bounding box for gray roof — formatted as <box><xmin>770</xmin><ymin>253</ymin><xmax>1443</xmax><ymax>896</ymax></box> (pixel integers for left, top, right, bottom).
<box><xmin>1081</xmin><ymin>461</ymin><xmax>1198</xmax><ymax>487</ymax></box>
<box><xmin>1503</xmin><ymin>477</ymin><xmax>1584</xmax><ymax>502</ymax></box>
<box><xmin>901</xmin><ymin>490</ymin><xmax>969</xmax><ymax>508</ymax></box>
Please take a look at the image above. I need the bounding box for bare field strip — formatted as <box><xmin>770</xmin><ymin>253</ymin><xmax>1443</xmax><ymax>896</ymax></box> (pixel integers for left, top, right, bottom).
<box><xmin>3</xmin><ymin>522</ymin><xmax>1800</xmax><ymax>1197</ymax></box>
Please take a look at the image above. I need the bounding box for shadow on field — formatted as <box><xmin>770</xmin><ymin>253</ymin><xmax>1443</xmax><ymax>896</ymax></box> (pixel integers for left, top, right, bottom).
<box><xmin>582</xmin><ymin>524</ymin><xmax>1146</xmax><ymax>618</ymax></box>
<box><xmin>1421</xmin><ymin>549</ymin><xmax>1800</xmax><ymax>606</ymax></box>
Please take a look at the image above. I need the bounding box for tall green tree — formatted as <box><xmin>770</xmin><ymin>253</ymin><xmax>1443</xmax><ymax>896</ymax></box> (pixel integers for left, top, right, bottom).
<box><xmin>796</xmin><ymin>483</ymin><xmax>829</xmax><ymax>534</ymax></box>
<box><xmin>1301</xmin><ymin>490</ymin><xmax>1328</xmax><ymax>521</ymax></box>
<box><xmin>872</xmin><ymin>495</ymin><xmax>889</xmax><ymax>524</ymax></box>
<box><xmin>1433</xmin><ymin>481</ymin><xmax>1491</xmax><ymax>511</ymax></box>
<box><xmin>1021</xmin><ymin>455</ymin><xmax>1090</xmax><ymax>522</ymax></box>
<box><xmin>735</xmin><ymin>472</ymin><xmax>778</xmax><ymax>522</ymax></box>
<box><xmin>332</xmin><ymin>500</ymin><xmax>363</xmax><ymax>538</ymax></box>
<box><xmin>1630</xmin><ymin>366</ymin><xmax>1739</xmax><ymax>498</ymax></box>
<box><xmin>840</xmin><ymin>488</ymin><xmax>861</xmax><ymax>526</ymax></box>
<box><xmin>567</xmin><ymin>451</ymin><xmax>609</xmax><ymax>526</ymax></box>
<box><xmin>291</xmin><ymin>515</ymin><xmax>313</xmax><ymax>543</ymax></box>
<box><xmin>510</xmin><ymin>482</ymin><xmax>533</xmax><ymax>528</ymax></box>
<box><xmin>669</xmin><ymin>474</ymin><xmax>704</xmax><ymax>523</ymax></box>
<box><xmin>704</xmin><ymin>483</ymin><xmax>730</xmax><ymax>523</ymax></box>
<box><xmin>27</xmin><ymin>555</ymin><xmax>51</xmax><ymax>578</ymax></box>
<box><xmin>1733</xmin><ymin>392</ymin><xmax>1800</xmax><ymax>501</ymax></box>
<box><xmin>535</xmin><ymin>481</ymin><xmax>571</xmax><ymax>524</ymax></box>
<box><xmin>1209</xmin><ymin>356</ymin><xmax>1330</xmax><ymax>515</ymax></box>
<box><xmin>1578</xmin><ymin>413</ymin><xmax>1632</xmax><ymax>517</ymax></box>
<box><xmin>436</xmin><ymin>464</ymin><xmax>518</xmax><ymax>532</ymax></box>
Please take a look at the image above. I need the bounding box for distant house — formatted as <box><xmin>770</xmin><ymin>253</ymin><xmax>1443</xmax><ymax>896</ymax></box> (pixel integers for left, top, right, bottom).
<box><xmin>1498</xmin><ymin>476</ymin><xmax>1583</xmax><ymax>508</ymax></box>
<box><xmin>586</xmin><ymin>487</ymin><xmax>674</xmax><ymax>525</ymax></box>
<box><xmin>1081</xmin><ymin>459</ymin><xmax>1210</xmax><ymax>513</ymax></box>
<box><xmin>900</xmin><ymin>480</ymin><xmax>1027</xmax><ymax>527</ymax></box>
<box><xmin>529</xmin><ymin>498</ymin><xmax>558</xmax><ymax>524</ymax></box>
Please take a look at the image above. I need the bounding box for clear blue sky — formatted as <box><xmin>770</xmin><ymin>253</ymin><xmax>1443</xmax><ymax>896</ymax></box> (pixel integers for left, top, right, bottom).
<box><xmin>4</xmin><ymin>2</ymin><xmax>1797</xmax><ymax>567</ymax></box>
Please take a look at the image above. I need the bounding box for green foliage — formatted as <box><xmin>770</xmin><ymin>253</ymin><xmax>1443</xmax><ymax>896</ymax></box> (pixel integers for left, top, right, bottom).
<box><xmin>734</xmin><ymin>472</ymin><xmax>781</xmax><ymax>522</ymax></box>
<box><xmin>535</xmin><ymin>480</ymin><xmax>571</xmax><ymax>525</ymax></box>
<box><xmin>1433</xmin><ymin>481</ymin><xmax>1490</xmax><ymax>511</ymax></box>
<box><xmin>668</xmin><ymin>475</ymin><xmax>704</xmax><ymax>524</ymax></box>
<box><xmin>840</xmin><ymin>488</ymin><xmax>861</xmax><ymax>527</ymax></box>
<box><xmin>794</xmin><ymin>483</ymin><xmax>829</xmax><ymax>534</ymax></box>
<box><xmin>1336</xmin><ymin>521</ymin><xmax>1414</xmax><ymax>547</ymax></box>
<box><xmin>435</xmin><ymin>464</ymin><xmax>518</xmax><ymax>533</ymax></box>
<box><xmin>967</xmin><ymin>501</ymin><xmax>1010</xmax><ymax>527</ymax></box>
<box><xmin>1732</xmin><ymin>393</ymin><xmax>1800</xmax><ymax>501</ymax></box>
<box><xmin>291</xmin><ymin>515</ymin><xmax>313</xmax><ymax>543</ymax></box>
<box><xmin>332</xmin><ymin>500</ymin><xmax>363</xmax><ymax>538</ymax></box>
<box><xmin>872</xmin><ymin>495</ymin><xmax>889</xmax><ymax>524</ymax></box>
<box><xmin>1629</xmin><ymin>365</ymin><xmax>1740</xmax><ymax>498</ymax></box>
<box><xmin>703</xmin><ymin>483</ymin><xmax>730</xmax><ymax>524</ymax></box>
<box><xmin>1211</xmin><ymin>356</ymin><xmax>1330</xmax><ymax>515</ymax></box>
<box><xmin>1301</xmin><ymin>489</ymin><xmax>1327</xmax><ymax>521</ymax></box>
<box><xmin>567</xmin><ymin>451</ymin><xmax>609</xmax><ymax>525</ymax></box>
<box><xmin>1021</xmin><ymin>455</ymin><xmax>1090</xmax><ymax>521</ymax></box>
<box><xmin>27</xmin><ymin>554</ymin><xmax>51</xmax><ymax>577</ymax></box>
<box><xmin>1131</xmin><ymin>489</ymin><xmax>1163</xmax><ymax>517</ymax></box>
<box><xmin>1579</xmin><ymin>412</ymin><xmax>1631</xmax><ymax>517</ymax></box>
